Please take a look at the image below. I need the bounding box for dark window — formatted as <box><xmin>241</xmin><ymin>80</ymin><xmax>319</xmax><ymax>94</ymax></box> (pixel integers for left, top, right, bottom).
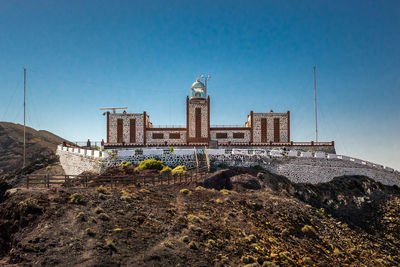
<box><xmin>130</xmin><ymin>119</ymin><xmax>136</xmax><ymax>143</ymax></box>
<box><xmin>261</xmin><ymin>118</ymin><xmax>267</xmax><ymax>143</ymax></box>
<box><xmin>233</xmin><ymin>132</ymin><xmax>245</xmax><ymax>139</ymax></box>
<box><xmin>216</xmin><ymin>132</ymin><xmax>228</xmax><ymax>139</ymax></box>
<box><xmin>152</xmin><ymin>133</ymin><xmax>164</xmax><ymax>139</ymax></box>
<box><xmin>169</xmin><ymin>133</ymin><xmax>181</xmax><ymax>139</ymax></box>
<box><xmin>117</xmin><ymin>119</ymin><xmax>123</xmax><ymax>143</ymax></box>
<box><xmin>195</xmin><ymin>108</ymin><xmax>201</xmax><ymax>138</ymax></box>
<box><xmin>274</xmin><ymin>118</ymin><xmax>280</xmax><ymax>142</ymax></box>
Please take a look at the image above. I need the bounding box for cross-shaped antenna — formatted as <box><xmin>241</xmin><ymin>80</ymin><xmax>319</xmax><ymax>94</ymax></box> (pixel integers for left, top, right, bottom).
<box><xmin>200</xmin><ymin>74</ymin><xmax>212</xmax><ymax>95</ymax></box>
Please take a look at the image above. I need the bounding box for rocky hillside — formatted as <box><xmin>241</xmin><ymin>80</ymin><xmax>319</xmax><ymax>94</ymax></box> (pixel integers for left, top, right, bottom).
<box><xmin>0</xmin><ymin>167</ymin><xmax>399</xmax><ymax>266</ymax></box>
<box><xmin>0</xmin><ymin>122</ymin><xmax>67</xmax><ymax>175</ymax></box>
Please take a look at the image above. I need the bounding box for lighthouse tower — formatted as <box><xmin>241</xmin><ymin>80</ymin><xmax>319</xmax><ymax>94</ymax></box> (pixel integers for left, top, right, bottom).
<box><xmin>186</xmin><ymin>78</ymin><xmax>210</xmax><ymax>144</ymax></box>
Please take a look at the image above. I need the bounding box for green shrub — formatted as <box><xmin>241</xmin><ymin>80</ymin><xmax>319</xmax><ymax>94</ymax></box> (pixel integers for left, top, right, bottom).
<box><xmin>119</xmin><ymin>161</ymin><xmax>132</xmax><ymax>167</ymax></box>
<box><xmin>94</xmin><ymin>207</ymin><xmax>104</xmax><ymax>214</ymax></box>
<box><xmin>105</xmin><ymin>238</ymin><xmax>117</xmax><ymax>251</ymax></box>
<box><xmin>252</xmin><ymin>165</ymin><xmax>264</xmax><ymax>171</ymax></box>
<box><xmin>98</xmin><ymin>193</ymin><xmax>109</xmax><ymax>200</ymax></box>
<box><xmin>187</xmin><ymin>214</ymin><xmax>202</xmax><ymax>223</ymax></box>
<box><xmin>171</xmin><ymin>165</ymin><xmax>186</xmax><ymax>175</ymax></box>
<box><xmin>241</xmin><ymin>255</ymin><xmax>256</xmax><ymax>264</ymax></box>
<box><xmin>301</xmin><ymin>224</ymin><xmax>317</xmax><ymax>237</ymax></box>
<box><xmin>160</xmin><ymin>166</ymin><xmax>172</xmax><ymax>174</ymax></box>
<box><xmin>76</xmin><ymin>212</ymin><xmax>86</xmax><ymax>221</ymax></box>
<box><xmin>86</xmin><ymin>228</ymin><xmax>96</xmax><ymax>237</ymax></box>
<box><xmin>180</xmin><ymin>188</ymin><xmax>191</xmax><ymax>195</ymax></box>
<box><xmin>218</xmin><ymin>163</ymin><xmax>228</xmax><ymax>168</ymax></box>
<box><xmin>97</xmin><ymin>185</ymin><xmax>111</xmax><ymax>195</ymax></box>
<box><xmin>98</xmin><ymin>213</ymin><xmax>110</xmax><ymax>221</ymax></box>
<box><xmin>188</xmin><ymin>241</ymin><xmax>198</xmax><ymax>250</ymax></box>
<box><xmin>18</xmin><ymin>198</ymin><xmax>41</xmax><ymax>213</ymax></box>
<box><xmin>181</xmin><ymin>236</ymin><xmax>190</xmax><ymax>243</ymax></box>
<box><xmin>69</xmin><ymin>193</ymin><xmax>86</xmax><ymax>205</ymax></box>
<box><xmin>245</xmin><ymin>234</ymin><xmax>257</xmax><ymax>243</ymax></box>
<box><xmin>138</xmin><ymin>159</ymin><xmax>165</xmax><ymax>170</ymax></box>
<box><xmin>169</xmin><ymin>146</ymin><xmax>174</xmax><ymax>154</ymax></box>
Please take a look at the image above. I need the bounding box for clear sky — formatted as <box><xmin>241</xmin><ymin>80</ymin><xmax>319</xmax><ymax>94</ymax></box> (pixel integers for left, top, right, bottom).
<box><xmin>1</xmin><ymin>0</ymin><xmax>399</xmax><ymax>169</ymax></box>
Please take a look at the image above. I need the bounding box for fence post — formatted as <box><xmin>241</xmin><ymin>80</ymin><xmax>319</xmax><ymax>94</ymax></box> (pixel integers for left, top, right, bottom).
<box><xmin>47</xmin><ymin>174</ymin><xmax>50</xmax><ymax>188</ymax></box>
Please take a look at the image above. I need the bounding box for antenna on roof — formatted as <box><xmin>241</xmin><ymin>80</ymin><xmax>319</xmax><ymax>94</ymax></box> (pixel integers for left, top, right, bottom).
<box><xmin>100</xmin><ymin>107</ymin><xmax>128</xmax><ymax>115</ymax></box>
<box><xmin>313</xmin><ymin>66</ymin><xmax>318</xmax><ymax>142</ymax></box>
<box><xmin>23</xmin><ymin>67</ymin><xmax>26</xmax><ymax>168</ymax></box>
<box><xmin>200</xmin><ymin>74</ymin><xmax>211</xmax><ymax>95</ymax></box>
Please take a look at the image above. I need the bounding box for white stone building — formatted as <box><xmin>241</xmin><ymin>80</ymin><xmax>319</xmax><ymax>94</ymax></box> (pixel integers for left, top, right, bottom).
<box><xmin>104</xmin><ymin>78</ymin><xmax>334</xmax><ymax>151</ymax></box>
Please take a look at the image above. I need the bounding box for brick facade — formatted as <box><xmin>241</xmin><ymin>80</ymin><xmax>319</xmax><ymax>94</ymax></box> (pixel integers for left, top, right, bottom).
<box><xmin>104</xmin><ymin>79</ymin><xmax>297</xmax><ymax>147</ymax></box>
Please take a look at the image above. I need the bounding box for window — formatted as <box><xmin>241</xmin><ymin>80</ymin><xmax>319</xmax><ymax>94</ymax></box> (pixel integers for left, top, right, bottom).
<box><xmin>261</xmin><ymin>118</ymin><xmax>267</xmax><ymax>143</ymax></box>
<box><xmin>233</xmin><ymin>132</ymin><xmax>245</xmax><ymax>139</ymax></box>
<box><xmin>169</xmin><ymin>133</ymin><xmax>181</xmax><ymax>139</ymax></box>
<box><xmin>117</xmin><ymin>119</ymin><xmax>123</xmax><ymax>143</ymax></box>
<box><xmin>216</xmin><ymin>132</ymin><xmax>228</xmax><ymax>139</ymax></box>
<box><xmin>130</xmin><ymin>119</ymin><xmax>136</xmax><ymax>143</ymax></box>
<box><xmin>274</xmin><ymin>118</ymin><xmax>280</xmax><ymax>142</ymax></box>
<box><xmin>195</xmin><ymin>108</ymin><xmax>201</xmax><ymax>138</ymax></box>
<box><xmin>152</xmin><ymin>133</ymin><xmax>164</xmax><ymax>139</ymax></box>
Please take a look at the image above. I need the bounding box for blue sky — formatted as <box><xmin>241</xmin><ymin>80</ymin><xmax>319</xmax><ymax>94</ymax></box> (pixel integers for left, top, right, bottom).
<box><xmin>1</xmin><ymin>0</ymin><xmax>399</xmax><ymax>169</ymax></box>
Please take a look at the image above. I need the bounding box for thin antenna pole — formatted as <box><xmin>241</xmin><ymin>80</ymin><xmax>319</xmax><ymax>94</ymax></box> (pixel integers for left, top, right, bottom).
<box><xmin>204</xmin><ymin>78</ymin><xmax>207</xmax><ymax>95</ymax></box>
<box><xmin>23</xmin><ymin>68</ymin><xmax>26</xmax><ymax>168</ymax></box>
<box><xmin>313</xmin><ymin>66</ymin><xmax>318</xmax><ymax>142</ymax></box>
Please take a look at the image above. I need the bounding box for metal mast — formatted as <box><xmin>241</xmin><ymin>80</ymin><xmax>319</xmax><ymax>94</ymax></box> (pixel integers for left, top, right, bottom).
<box><xmin>313</xmin><ymin>66</ymin><xmax>318</xmax><ymax>142</ymax></box>
<box><xmin>201</xmin><ymin>74</ymin><xmax>211</xmax><ymax>95</ymax></box>
<box><xmin>23</xmin><ymin>67</ymin><xmax>26</xmax><ymax>168</ymax></box>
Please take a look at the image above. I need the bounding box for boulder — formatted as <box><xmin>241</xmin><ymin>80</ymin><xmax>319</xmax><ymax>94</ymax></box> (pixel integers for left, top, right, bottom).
<box><xmin>202</xmin><ymin>169</ymin><xmax>234</xmax><ymax>190</ymax></box>
<box><xmin>231</xmin><ymin>174</ymin><xmax>261</xmax><ymax>190</ymax></box>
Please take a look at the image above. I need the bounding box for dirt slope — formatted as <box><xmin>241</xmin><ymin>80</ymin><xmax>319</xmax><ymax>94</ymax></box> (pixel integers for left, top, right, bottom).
<box><xmin>0</xmin><ymin>122</ymin><xmax>67</xmax><ymax>175</ymax></box>
<box><xmin>0</xmin><ymin>168</ymin><xmax>399</xmax><ymax>266</ymax></box>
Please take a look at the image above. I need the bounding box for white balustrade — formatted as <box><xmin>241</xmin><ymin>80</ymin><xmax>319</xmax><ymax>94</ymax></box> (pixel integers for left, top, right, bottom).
<box><xmin>300</xmin><ymin>151</ymin><xmax>313</xmax><ymax>157</ymax></box>
<box><xmin>314</xmin><ymin>152</ymin><xmax>326</xmax><ymax>158</ymax></box>
<box><xmin>327</xmin><ymin>154</ymin><xmax>339</xmax><ymax>159</ymax></box>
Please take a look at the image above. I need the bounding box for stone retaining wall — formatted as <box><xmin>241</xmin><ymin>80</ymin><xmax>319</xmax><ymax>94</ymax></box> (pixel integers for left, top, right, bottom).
<box><xmin>209</xmin><ymin>156</ymin><xmax>400</xmax><ymax>186</ymax></box>
<box><xmin>56</xmin><ymin>146</ymin><xmax>399</xmax><ymax>186</ymax></box>
<box><xmin>57</xmin><ymin>150</ymin><xmax>103</xmax><ymax>175</ymax></box>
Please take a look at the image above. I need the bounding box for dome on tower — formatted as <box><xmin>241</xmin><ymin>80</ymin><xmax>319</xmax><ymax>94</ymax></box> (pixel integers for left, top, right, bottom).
<box><xmin>190</xmin><ymin>78</ymin><xmax>206</xmax><ymax>98</ymax></box>
<box><xmin>191</xmin><ymin>79</ymin><xmax>205</xmax><ymax>89</ymax></box>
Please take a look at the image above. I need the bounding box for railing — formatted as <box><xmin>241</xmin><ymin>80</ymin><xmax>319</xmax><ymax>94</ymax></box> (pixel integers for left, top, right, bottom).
<box><xmin>210</xmin><ymin>125</ymin><xmax>247</xmax><ymax>128</ymax></box>
<box><xmin>70</xmin><ymin>141</ymin><xmax>103</xmax><ymax>148</ymax></box>
<box><xmin>148</xmin><ymin>125</ymin><xmax>186</xmax><ymax>128</ymax></box>
<box><xmin>25</xmin><ymin>170</ymin><xmax>209</xmax><ymax>189</ymax></box>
